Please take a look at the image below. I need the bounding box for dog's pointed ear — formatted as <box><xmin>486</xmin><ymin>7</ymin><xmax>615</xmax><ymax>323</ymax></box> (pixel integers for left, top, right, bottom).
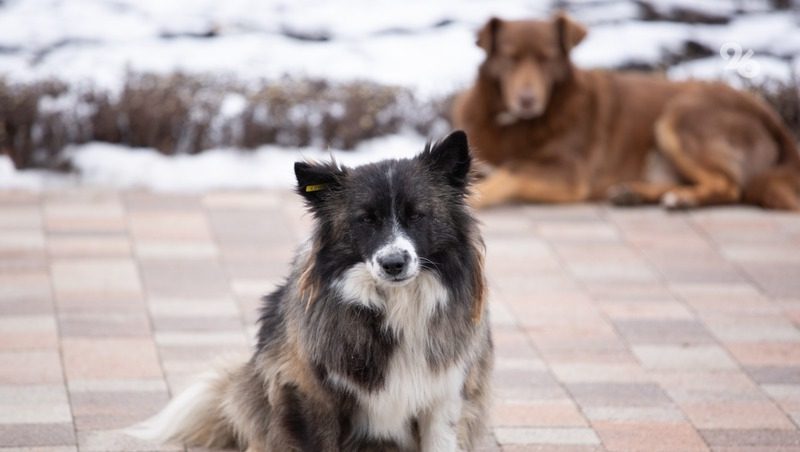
<box><xmin>294</xmin><ymin>161</ymin><xmax>345</xmax><ymax>206</ymax></box>
<box><xmin>477</xmin><ymin>17</ymin><xmax>502</xmax><ymax>55</ymax></box>
<box><xmin>554</xmin><ymin>12</ymin><xmax>586</xmax><ymax>54</ymax></box>
<box><xmin>422</xmin><ymin>130</ymin><xmax>472</xmax><ymax>189</ymax></box>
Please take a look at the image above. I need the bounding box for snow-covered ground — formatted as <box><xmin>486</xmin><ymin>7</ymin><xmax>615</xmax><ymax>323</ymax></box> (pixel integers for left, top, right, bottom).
<box><xmin>1</xmin><ymin>0</ymin><xmax>798</xmax><ymax>191</ymax></box>
<box><xmin>0</xmin><ymin>134</ymin><xmax>425</xmax><ymax>191</ymax></box>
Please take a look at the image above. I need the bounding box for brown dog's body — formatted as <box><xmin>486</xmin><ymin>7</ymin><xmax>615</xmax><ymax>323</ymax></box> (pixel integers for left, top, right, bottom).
<box><xmin>454</xmin><ymin>15</ymin><xmax>800</xmax><ymax>210</ymax></box>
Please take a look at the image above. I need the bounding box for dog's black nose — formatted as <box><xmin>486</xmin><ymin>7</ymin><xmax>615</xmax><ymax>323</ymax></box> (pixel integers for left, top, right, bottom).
<box><xmin>519</xmin><ymin>94</ymin><xmax>536</xmax><ymax>110</ymax></box>
<box><xmin>378</xmin><ymin>252</ymin><xmax>408</xmax><ymax>276</ymax></box>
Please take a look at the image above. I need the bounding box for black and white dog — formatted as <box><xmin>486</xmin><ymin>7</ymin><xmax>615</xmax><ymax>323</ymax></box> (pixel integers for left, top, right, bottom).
<box><xmin>128</xmin><ymin>130</ymin><xmax>493</xmax><ymax>451</ymax></box>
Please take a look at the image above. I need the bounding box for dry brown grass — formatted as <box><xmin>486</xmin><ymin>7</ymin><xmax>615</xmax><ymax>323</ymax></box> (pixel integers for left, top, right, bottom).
<box><xmin>0</xmin><ymin>73</ymin><xmax>451</xmax><ymax>169</ymax></box>
<box><xmin>745</xmin><ymin>72</ymin><xmax>800</xmax><ymax>141</ymax></box>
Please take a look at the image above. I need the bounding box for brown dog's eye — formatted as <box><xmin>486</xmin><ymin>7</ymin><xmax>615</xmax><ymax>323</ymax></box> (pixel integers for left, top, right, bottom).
<box><xmin>408</xmin><ymin>212</ymin><xmax>425</xmax><ymax>223</ymax></box>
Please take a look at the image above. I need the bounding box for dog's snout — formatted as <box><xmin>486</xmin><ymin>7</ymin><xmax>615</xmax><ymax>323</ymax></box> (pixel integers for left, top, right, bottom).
<box><xmin>378</xmin><ymin>251</ymin><xmax>409</xmax><ymax>276</ymax></box>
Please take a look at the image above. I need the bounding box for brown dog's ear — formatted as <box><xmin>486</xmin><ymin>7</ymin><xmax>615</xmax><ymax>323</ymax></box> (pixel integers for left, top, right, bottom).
<box><xmin>476</xmin><ymin>17</ymin><xmax>502</xmax><ymax>54</ymax></box>
<box><xmin>554</xmin><ymin>13</ymin><xmax>586</xmax><ymax>54</ymax></box>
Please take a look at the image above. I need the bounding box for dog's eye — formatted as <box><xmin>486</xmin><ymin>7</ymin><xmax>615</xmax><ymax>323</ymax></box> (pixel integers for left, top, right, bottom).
<box><xmin>359</xmin><ymin>214</ymin><xmax>377</xmax><ymax>225</ymax></box>
<box><xmin>408</xmin><ymin>212</ymin><xmax>425</xmax><ymax>223</ymax></box>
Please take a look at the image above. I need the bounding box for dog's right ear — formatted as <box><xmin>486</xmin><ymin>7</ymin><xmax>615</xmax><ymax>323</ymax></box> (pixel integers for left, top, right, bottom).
<box><xmin>476</xmin><ymin>17</ymin><xmax>502</xmax><ymax>55</ymax></box>
<box><xmin>294</xmin><ymin>161</ymin><xmax>345</xmax><ymax>206</ymax></box>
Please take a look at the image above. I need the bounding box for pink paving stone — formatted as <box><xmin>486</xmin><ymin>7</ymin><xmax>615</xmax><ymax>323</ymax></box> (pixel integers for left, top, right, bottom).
<box><xmin>58</xmin><ymin>312</ymin><xmax>152</xmax><ymax>337</ymax></box>
<box><xmin>53</xmin><ymin>291</ymin><xmax>146</xmax><ymax>315</ymax></box>
<box><xmin>726</xmin><ymin>342</ymin><xmax>800</xmax><ymax>366</ymax></box>
<box><xmin>207</xmin><ymin>209</ymin><xmax>296</xmax><ymax>245</ymax></box>
<box><xmin>134</xmin><ymin>239</ymin><xmax>218</xmax><ymax>259</ymax></box>
<box><xmin>0</xmin><ymin>423</ymin><xmax>76</xmax><ymax>447</ymax></box>
<box><xmin>501</xmin><ymin>446</ymin><xmax>603</xmax><ymax>452</ymax></box>
<box><xmin>493</xmin><ymin>427</ymin><xmax>601</xmax><ymax>446</ymax></box>
<box><xmin>492</xmin><ymin>400</ymin><xmax>588</xmax><ymax>427</ymax></box>
<box><xmin>43</xmin><ymin>206</ymin><xmax>127</xmax><ymax>233</ymax></box>
<box><xmin>202</xmin><ymin>191</ymin><xmax>283</xmax><ymax>209</ymax></box>
<box><xmin>77</xmin><ymin>429</ymin><xmax>182</xmax><ymax>452</ymax></box>
<box><xmin>0</xmin><ymin>315</ymin><xmax>58</xmax><ymax>350</ymax></box>
<box><xmin>549</xmin><ymin>363</ymin><xmax>650</xmax><ymax>384</ymax></box>
<box><xmin>701</xmin><ymin>313</ymin><xmax>800</xmax><ymax>342</ymax></box>
<box><xmin>123</xmin><ymin>192</ymin><xmax>203</xmax><ymax>211</ymax></box>
<box><xmin>680</xmin><ymin>400</ymin><xmax>795</xmax><ymax>429</ymax></box>
<box><xmin>70</xmin><ymin>390</ymin><xmax>170</xmax><ymax>430</ymax></box>
<box><xmin>128</xmin><ymin>211</ymin><xmax>213</xmax><ymax>240</ymax></box>
<box><xmin>537</xmin><ymin>342</ymin><xmax>639</xmax><ymax>366</ymax></box>
<box><xmin>597</xmin><ymin>300</ymin><xmax>694</xmax><ymax>321</ymax></box>
<box><xmin>592</xmin><ymin>421</ymin><xmax>708</xmax><ymax>452</ymax></box>
<box><xmin>0</xmin><ymin>384</ymin><xmax>72</xmax><ymax>424</ymax></box>
<box><xmin>46</xmin><ymin>234</ymin><xmax>132</xmax><ymax>258</ymax></box>
<box><xmin>61</xmin><ymin>338</ymin><xmax>162</xmax><ymax>380</ymax></box>
<box><xmin>49</xmin><ymin>258</ymin><xmax>143</xmax><ymax>296</ymax></box>
<box><xmin>653</xmin><ymin>370</ymin><xmax>764</xmax><ymax>402</ymax></box>
<box><xmin>699</xmin><ymin>428</ymin><xmax>800</xmax><ymax>448</ymax></box>
<box><xmin>0</xmin><ymin>205</ymin><xmax>42</xmax><ymax>229</ymax></box>
<box><xmin>566</xmin><ymin>382</ymin><xmax>672</xmax><ymax>408</ymax></box>
<box><xmin>0</xmin><ymin>251</ymin><xmax>48</xmax><ymax>274</ymax></box>
<box><xmin>0</xmin><ymin>227</ymin><xmax>45</xmax><ymax>247</ymax></box>
<box><xmin>632</xmin><ymin>344</ymin><xmax>737</xmax><ymax>370</ymax></box>
<box><xmin>0</xmin><ymin>351</ymin><xmax>63</xmax><ymax>385</ymax></box>
<box><xmin>138</xmin><ymin>258</ymin><xmax>231</xmax><ymax>299</ymax></box>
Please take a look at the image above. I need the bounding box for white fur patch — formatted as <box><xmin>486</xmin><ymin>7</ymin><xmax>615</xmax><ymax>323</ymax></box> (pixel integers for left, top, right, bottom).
<box><xmin>333</xmin><ymin>266</ymin><xmax>466</xmax><ymax>450</ymax></box>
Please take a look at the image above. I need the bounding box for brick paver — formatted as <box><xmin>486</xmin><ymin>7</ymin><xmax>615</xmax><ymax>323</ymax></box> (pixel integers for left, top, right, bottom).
<box><xmin>1</xmin><ymin>189</ymin><xmax>799</xmax><ymax>451</ymax></box>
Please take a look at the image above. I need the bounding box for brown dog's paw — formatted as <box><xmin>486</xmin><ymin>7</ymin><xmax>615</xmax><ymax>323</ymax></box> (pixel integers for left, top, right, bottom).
<box><xmin>660</xmin><ymin>190</ymin><xmax>697</xmax><ymax>210</ymax></box>
<box><xmin>607</xmin><ymin>184</ymin><xmax>644</xmax><ymax>206</ymax></box>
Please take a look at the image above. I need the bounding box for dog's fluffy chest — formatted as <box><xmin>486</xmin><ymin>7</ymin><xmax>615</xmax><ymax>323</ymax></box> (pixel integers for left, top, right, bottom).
<box><xmin>333</xmin><ymin>266</ymin><xmax>467</xmax><ymax>445</ymax></box>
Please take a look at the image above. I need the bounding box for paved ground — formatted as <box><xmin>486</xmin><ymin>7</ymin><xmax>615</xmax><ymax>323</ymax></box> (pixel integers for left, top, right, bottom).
<box><xmin>1</xmin><ymin>189</ymin><xmax>800</xmax><ymax>451</ymax></box>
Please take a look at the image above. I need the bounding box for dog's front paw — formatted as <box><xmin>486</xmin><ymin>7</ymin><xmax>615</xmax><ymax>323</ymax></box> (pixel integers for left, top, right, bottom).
<box><xmin>607</xmin><ymin>184</ymin><xmax>643</xmax><ymax>206</ymax></box>
<box><xmin>660</xmin><ymin>190</ymin><xmax>697</xmax><ymax>210</ymax></box>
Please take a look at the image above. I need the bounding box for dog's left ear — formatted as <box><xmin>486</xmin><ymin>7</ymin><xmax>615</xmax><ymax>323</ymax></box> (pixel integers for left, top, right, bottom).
<box><xmin>294</xmin><ymin>161</ymin><xmax>345</xmax><ymax>206</ymax></box>
<box><xmin>554</xmin><ymin>12</ymin><xmax>587</xmax><ymax>54</ymax></box>
<box><xmin>423</xmin><ymin>130</ymin><xmax>472</xmax><ymax>189</ymax></box>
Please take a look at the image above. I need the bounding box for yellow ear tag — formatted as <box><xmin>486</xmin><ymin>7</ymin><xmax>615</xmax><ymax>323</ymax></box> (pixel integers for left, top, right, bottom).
<box><xmin>305</xmin><ymin>184</ymin><xmax>327</xmax><ymax>193</ymax></box>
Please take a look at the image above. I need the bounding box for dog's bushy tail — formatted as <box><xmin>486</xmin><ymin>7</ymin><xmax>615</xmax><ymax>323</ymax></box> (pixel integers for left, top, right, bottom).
<box><xmin>125</xmin><ymin>358</ymin><xmax>244</xmax><ymax>448</ymax></box>
<box><xmin>741</xmin><ymin>93</ymin><xmax>800</xmax><ymax>211</ymax></box>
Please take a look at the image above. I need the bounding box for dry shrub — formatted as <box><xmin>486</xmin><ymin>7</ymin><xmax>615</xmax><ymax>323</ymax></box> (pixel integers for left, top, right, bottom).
<box><xmin>0</xmin><ymin>73</ymin><xmax>451</xmax><ymax>169</ymax></box>
<box><xmin>744</xmin><ymin>72</ymin><xmax>800</xmax><ymax>141</ymax></box>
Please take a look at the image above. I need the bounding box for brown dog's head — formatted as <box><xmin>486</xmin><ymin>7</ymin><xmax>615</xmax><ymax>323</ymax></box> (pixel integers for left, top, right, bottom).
<box><xmin>477</xmin><ymin>13</ymin><xmax>587</xmax><ymax>119</ymax></box>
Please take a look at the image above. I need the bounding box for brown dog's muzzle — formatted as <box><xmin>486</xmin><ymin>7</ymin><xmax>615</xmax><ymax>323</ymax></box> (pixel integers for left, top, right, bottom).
<box><xmin>502</xmin><ymin>59</ymin><xmax>550</xmax><ymax>119</ymax></box>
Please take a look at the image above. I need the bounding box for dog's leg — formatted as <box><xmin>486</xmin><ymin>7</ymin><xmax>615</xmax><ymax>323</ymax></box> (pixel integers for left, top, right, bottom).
<box><xmin>263</xmin><ymin>383</ymin><xmax>340</xmax><ymax>452</ymax></box>
<box><xmin>471</xmin><ymin>163</ymin><xmax>589</xmax><ymax>208</ymax></box>
<box><xmin>607</xmin><ymin>181</ymin><xmax>678</xmax><ymax>206</ymax></box>
<box><xmin>420</xmin><ymin>395</ymin><xmax>462</xmax><ymax>452</ymax></box>
<box><xmin>654</xmin><ymin>113</ymin><xmax>742</xmax><ymax>209</ymax></box>
<box><xmin>470</xmin><ymin>167</ymin><xmax>520</xmax><ymax>208</ymax></box>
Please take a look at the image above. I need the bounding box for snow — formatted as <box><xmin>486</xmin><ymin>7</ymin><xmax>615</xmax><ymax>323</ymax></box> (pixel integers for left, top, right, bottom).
<box><xmin>0</xmin><ymin>134</ymin><xmax>426</xmax><ymax>191</ymax></box>
<box><xmin>1</xmin><ymin>0</ymin><xmax>797</xmax><ymax>94</ymax></box>
<box><xmin>0</xmin><ymin>0</ymin><xmax>798</xmax><ymax>191</ymax></box>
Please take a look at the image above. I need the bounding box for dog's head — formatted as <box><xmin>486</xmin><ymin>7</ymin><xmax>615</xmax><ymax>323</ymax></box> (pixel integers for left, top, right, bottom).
<box><xmin>477</xmin><ymin>13</ymin><xmax>587</xmax><ymax>120</ymax></box>
<box><xmin>295</xmin><ymin>130</ymin><xmax>473</xmax><ymax>286</ymax></box>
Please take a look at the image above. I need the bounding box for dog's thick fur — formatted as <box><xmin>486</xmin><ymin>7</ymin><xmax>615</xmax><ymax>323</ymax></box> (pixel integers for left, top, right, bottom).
<box><xmin>453</xmin><ymin>14</ymin><xmax>800</xmax><ymax>210</ymax></box>
<box><xmin>127</xmin><ymin>131</ymin><xmax>493</xmax><ymax>452</ymax></box>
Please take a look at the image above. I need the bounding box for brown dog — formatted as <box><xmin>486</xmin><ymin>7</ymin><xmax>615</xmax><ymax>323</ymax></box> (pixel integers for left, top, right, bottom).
<box><xmin>453</xmin><ymin>14</ymin><xmax>800</xmax><ymax>210</ymax></box>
